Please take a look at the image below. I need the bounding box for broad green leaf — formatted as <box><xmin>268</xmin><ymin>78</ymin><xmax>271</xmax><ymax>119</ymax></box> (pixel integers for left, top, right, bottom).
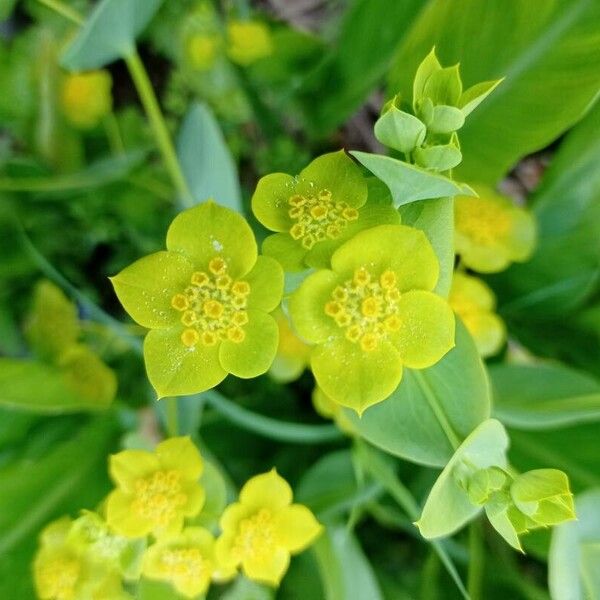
<box><xmin>491</xmin><ymin>363</ymin><xmax>600</xmax><ymax>429</ymax></box>
<box><xmin>0</xmin><ymin>358</ymin><xmax>114</xmax><ymax>413</ymax></box>
<box><xmin>295</xmin><ymin>0</ymin><xmax>426</xmax><ymax>136</ymax></box>
<box><xmin>61</xmin><ymin>0</ymin><xmax>164</xmax><ymax>70</ymax></box>
<box><xmin>493</xmin><ymin>99</ymin><xmax>600</xmax><ymax>318</ymax></box>
<box><xmin>346</xmin><ymin>319</ymin><xmax>491</xmax><ymax>467</ymax></box>
<box><xmin>414</xmin><ymin>144</ymin><xmax>462</xmax><ymax>172</ymax></box>
<box><xmin>458</xmin><ymin>79</ymin><xmax>503</xmax><ymax>117</ymax></box>
<box><xmin>137</xmin><ymin>579</ymin><xmax>188</xmax><ymax>600</ymax></box>
<box><xmin>389</xmin><ymin>0</ymin><xmax>600</xmax><ymax>183</ymax></box>
<box><xmin>221</xmin><ymin>576</ymin><xmax>274</xmax><ymax>600</ymax></box>
<box><xmin>313</xmin><ymin>525</ymin><xmax>384</xmax><ymax>600</ymax></box>
<box><xmin>416</xmin><ymin>419</ymin><xmax>509</xmax><ymax>539</ymax></box>
<box><xmin>176</xmin><ymin>103</ymin><xmax>242</xmax><ymax>212</ymax></box>
<box><xmin>374</xmin><ymin>107</ymin><xmax>426</xmax><ymax>153</ymax></box>
<box><xmin>0</xmin><ymin>417</ymin><xmax>116</xmax><ymax>555</ymax></box>
<box><xmin>351</xmin><ymin>151</ymin><xmax>475</xmax><ymax>206</ymax></box>
<box><xmin>428</xmin><ymin>105</ymin><xmax>465</xmax><ymax>133</ymax></box>
<box><xmin>399</xmin><ymin>197</ymin><xmax>454</xmax><ymax>297</ymax></box>
<box><xmin>549</xmin><ymin>489</ymin><xmax>600</xmax><ymax>600</ymax></box>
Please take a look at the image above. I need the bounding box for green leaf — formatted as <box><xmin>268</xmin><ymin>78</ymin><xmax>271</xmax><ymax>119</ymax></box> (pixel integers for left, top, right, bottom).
<box><xmin>191</xmin><ymin>459</ymin><xmax>227</xmax><ymax>529</ymax></box>
<box><xmin>457</xmin><ymin>79</ymin><xmax>503</xmax><ymax>117</ymax></box>
<box><xmin>0</xmin><ymin>417</ymin><xmax>116</xmax><ymax>555</ymax></box>
<box><xmin>137</xmin><ymin>578</ymin><xmax>188</xmax><ymax>600</ymax></box>
<box><xmin>0</xmin><ymin>358</ymin><xmax>114</xmax><ymax>413</ymax></box>
<box><xmin>351</xmin><ymin>151</ymin><xmax>475</xmax><ymax>207</ymax></box>
<box><xmin>313</xmin><ymin>525</ymin><xmax>384</xmax><ymax>600</ymax></box>
<box><xmin>176</xmin><ymin>103</ymin><xmax>242</xmax><ymax>212</ymax></box>
<box><xmin>549</xmin><ymin>489</ymin><xmax>600</xmax><ymax>600</ymax></box>
<box><xmin>416</xmin><ymin>419</ymin><xmax>509</xmax><ymax>539</ymax></box>
<box><xmin>374</xmin><ymin>107</ymin><xmax>426</xmax><ymax>153</ymax></box>
<box><xmin>491</xmin><ymin>363</ymin><xmax>600</xmax><ymax>430</ymax></box>
<box><xmin>414</xmin><ymin>144</ymin><xmax>462</xmax><ymax>172</ymax></box>
<box><xmin>389</xmin><ymin>0</ymin><xmax>600</xmax><ymax>183</ymax></box>
<box><xmin>428</xmin><ymin>105</ymin><xmax>465</xmax><ymax>133</ymax></box>
<box><xmin>61</xmin><ymin>0</ymin><xmax>164</xmax><ymax>70</ymax></box>
<box><xmin>220</xmin><ymin>576</ymin><xmax>274</xmax><ymax>600</ymax></box>
<box><xmin>346</xmin><ymin>318</ymin><xmax>491</xmax><ymax>467</ymax></box>
<box><xmin>399</xmin><ymin>197</ymin><xmax>454</xmax><ymax>297</ymax></box>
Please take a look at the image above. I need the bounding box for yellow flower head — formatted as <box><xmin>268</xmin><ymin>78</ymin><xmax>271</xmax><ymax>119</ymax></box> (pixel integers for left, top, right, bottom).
<box><xmin>269</xmin><ymin>309</ymin><xmax>311</xmax><ymax>383</ymax></box>
<box><xmin>312</xmin><ymin>386</ymin><xmax>354</xmax><ymax>434</ymax></box>
<box><xmin>186</xmin><ymin>34</ymin><xmax>220</xmax><ymax>70</ymax></box>
<box><xmin>449</xmin><ymin>272</ymin><xmax>506</xmax><ymax>358</ymax></box>
<box><xmin>455</xmin><ymin>186</ymin><xmax>536</xmax><ymax>273</ymax></box>
<box><xmin>142</xmin><ymin>527</ymin><xmax>217</xmax><ymax>598</ymax></box>
<box><xmin>106</xmin><ymin>437</ymin><xmax>205</xmax><ymax>538</ymax></box>
<box><xmin>226</xmin><ymin>20</ymin><xmax>273</xmax><ymax>66</ymax></box>
<box><xmin>61</xmin><ymin>71</ymin><xmax>112</xmax><ymax>130</ymax></box>
<box><xmin>215</xmin><ymin>469</ymin><xmax>322</xmax><ymax>586</ymax></box>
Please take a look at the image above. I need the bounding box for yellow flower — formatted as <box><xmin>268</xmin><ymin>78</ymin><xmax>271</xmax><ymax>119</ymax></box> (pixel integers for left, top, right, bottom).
<box><xmin>449</xmin><ymin>272</ymin><xmax>506</xmax><ymax>357</ymax></box>
<box><xmin>142</xmin><ymin>527</ymin><xmax>217</xmax><ymax>598</ymax></box>
<box><xmin>106</xmin><ymin>437</ymin><xmax>205</xmax><ymax>538</ymax></box>
<box><xmin>186</xmin><ymin>34</ymin><xmax>220</xmax><ymax>70</ymax></box>
<box><xmin>226</xmin><ymin>20</ymin><xmax>273</xmax><ymax>66</ymax></box>
<box><xmin>269</xmin><ymin>309</ymin><xmax>311</xmax><ymax>383</ymax></box>
<box><xmin>455</xmin><ymin>186</ymin><xmax>536</xmax><ymax>273</ymax></box>
<box><xmin>312</xmin><ymin>386</ymin><xmax>354</xmax><ymax>434</ymax></box>
<box><xmin>61</xmin><ymin>71</ymin><xmax>112</xmax><ymax>129</ymax></box>
<box><xmin>215</xmin><ymin>469</ymin><xmax>322</xmax><ymax>586</ymax></box>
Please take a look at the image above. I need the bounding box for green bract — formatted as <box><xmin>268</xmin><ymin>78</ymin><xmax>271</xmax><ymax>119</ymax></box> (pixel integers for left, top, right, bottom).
<box><xmin>289</xmin><ymin>224</ymin><xmax>455</xmax><ymax>414</ymax></box>
<box><xmin>111</xmin><ymin>201</ymin><xmax>284</xmax><ymax>397</ymax></box>
<box><xmin>251</xmin><ymin>151</ymin><xmax>400</xmax><ymax>271</ymax></box>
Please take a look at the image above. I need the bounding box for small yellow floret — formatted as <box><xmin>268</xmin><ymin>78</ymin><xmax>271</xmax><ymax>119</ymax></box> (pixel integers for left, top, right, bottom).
<box><xmin>61</xmin><ymin>70</ymin><xmax>112</xmax><ymax>129</ymax></box>
<box><xmin>209</xmin><ymin>257</ymin><xmax>227</xmax><ymax>275</ymax></box>
<box><xmin>181</xmin><ymin>328</ymin><xmax>200</xmax><ymax>347</ymax></box>
<box><xmin>361</xmin><ymin>296</ymin><xmax>381</xmax><ymax>318</ymax></box>
<box><xmin>227</xmin><ymin>21</ymin><xmax>274</xmax><ymax>66</ymax></box>
<box><xmin>191</xmin><ymin>272</ymin><xmax>210</xmax><ymax>287</ymax></box>
<box><xmin>171</xmin><ymin>294</ymin><xmax>190</xmax><ymax>311</ymax></box>
<box><xmin>227</xmin><ymin>327</ymin><xmax>246</xmax><ymax>343</ymax></box>
<box><xmin>232</xmin><ymin>281</ymin><xmax>250</xmax><ymax>296</ymax></box>
<box><xmin>187</xmin><ymin>35</ymin><xmax>219</xmax><ymax>70</ymax></box>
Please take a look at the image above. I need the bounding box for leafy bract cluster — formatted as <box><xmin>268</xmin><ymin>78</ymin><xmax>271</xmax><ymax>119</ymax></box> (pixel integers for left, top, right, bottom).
<box><xmin>34</xmin><ymin>437</ymin><xmax>321</xmax><ymax>598</ymax></box>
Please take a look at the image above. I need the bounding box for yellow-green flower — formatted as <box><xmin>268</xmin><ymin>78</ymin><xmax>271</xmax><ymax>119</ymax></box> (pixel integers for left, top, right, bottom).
<box><xmin>61</xmin><ymin>71</ymin><xmax>112</xmax><ymax>129</ymax></box>
<box><xmin>106</xmin><ymin>437</ymin><xmax>205</xmax><ymax>538</ymax></box>
<box><xmin>312</xmin><ymin>386</ymin><xmax>354</xmax><ymax>434</ymax></box>
<box><xmin>186</xmin><ymin>34</ymin><xmax>220</xmax><ymax>70</ymax></box>
<box><xmin>268</xmin><ymin>308</ymin><xmax>311</xmax><ymax>383</ymax></box>
<box><xmin>110</xmin><ymin>202</ymin><xmax>284</xmax><ymax>397</ymax></box>
<box><xmin>455</xmin><ymin>186</ymin><xmax>536</xmax><ymax>273</ymax></box>
<box><xmin>449</xmin><ymin>272</ymin><xmax>506</xmax><ymax>358</ymax></box>
<box><xmin>252</xmin><ymin>151</ymin><xmax>401</xmax><ymax>271</ymax></box>
<box><xmin>34</xmin><ymin>517</ymin><xmax>132</xmax><ymax>600</ymax></box>
<box><xmin>226</xmin><ymin>20</ymin><xmax>273</xmax><ymax>66</ymax></box>
<box><xmin>142</xmin><ymin>527</ymin><xmax>217</xmax><ymax>598</ymax></box>
<box><xmin>289</xmin><ymin>224</ymin><xmax>455</xmax><ymax>414</ymax></box>
<box><xmin>215</xmin><ymin>469</ymin><xmax>322</xmax><ymax>586</ymax></box>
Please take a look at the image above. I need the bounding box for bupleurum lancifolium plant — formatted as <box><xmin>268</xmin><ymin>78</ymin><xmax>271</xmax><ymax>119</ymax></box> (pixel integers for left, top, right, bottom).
<box><xmin>19</xmin><ymin>16</ymin><xmax>584</xmax><ymax>597</ymax></box>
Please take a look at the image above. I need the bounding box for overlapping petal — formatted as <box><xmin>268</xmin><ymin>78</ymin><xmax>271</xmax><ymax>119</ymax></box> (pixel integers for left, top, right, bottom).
<box><xmin>239</xmin><ymin>469</ymin><xmax>292</xmax><ymax>511</ymax></box>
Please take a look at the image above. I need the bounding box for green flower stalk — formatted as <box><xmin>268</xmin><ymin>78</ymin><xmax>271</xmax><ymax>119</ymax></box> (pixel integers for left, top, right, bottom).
<box><xmin>289</xmin><ymin>224</ymin><xmax>455</xmax><ymax>414</ymax></box>
<box><xmin>111</xmin><ymin>202</ymin><xmax>284</xmax><ymax>397</ymax></box>
<box><xmin>252</xmin><ymin>151</ymin><xmax>400</xmax><ymax>271</ymax></box>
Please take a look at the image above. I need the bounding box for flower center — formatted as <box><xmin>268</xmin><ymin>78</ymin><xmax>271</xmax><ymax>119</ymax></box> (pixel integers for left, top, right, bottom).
<box><xmin>325</xmin><ymin>267</ymin><xmax>402</xmax><ymax>352</ymax></box>
<box><xmin>159</xmin><ymin>547</ymin><xmax>207</xmax><ymax>584</ymax></box>
<box><xmin>232</xmin><ymin>509</ymin><xmax>275</xmax><ymax>561</ymax></box>
<box><xmin>132</xmin><ymin>470</ymin><xmax>188</xmax><ymax>526</ymax></box>
<box><xmin>37</xmin><ymin>557</ymin><xmax>81</xmax><ymax>600</ymax></box>
<box><xmin>171</xmin><ymin>257</ymin><xmax>251</xmax><ymax>348</ymax></box>
<box><xmin>455</xmin><ymin>199</ymin><xmax>512</xmax><ymax>245</ymax></box>
<box><xmin>288</xmin><ymin>189</ymin><xmax>359</xmax><ymax>250</ymax></box>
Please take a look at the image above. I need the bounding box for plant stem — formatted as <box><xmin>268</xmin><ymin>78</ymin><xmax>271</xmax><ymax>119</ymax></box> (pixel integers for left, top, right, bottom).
<box><xmin>468</xmin><ymin>519</ymin><xmax>485</xmax><ymax>600</ymax></box>
<box><xmin>124</xmin><ymin>50</ymin><xmax>193</xmax><ymax>207</ymax></box>
<box><xmin>37</xmin><ymin>0</ymin><xmax>83</xmax><ymax>24</ymax></box>
<box><xmin>165</xmin><ymin>397</ymin><xmax>179</xmax><ymax>437</ymax></box>
<box><xmin>103</xmin><ymin>112</ymin><xmax>125</xmax><ymax>155</ymax></box>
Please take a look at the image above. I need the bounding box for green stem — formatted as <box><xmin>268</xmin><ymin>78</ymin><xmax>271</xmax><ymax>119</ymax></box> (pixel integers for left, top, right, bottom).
<box><xmin>165</xmin><ymin>397</ymin><xmax>179</xmax><ymax>437</ymax></box>
<box><xmin>413</xmin><ymin>370</ymin><xmax>461</xmax><ymax>450</ymax></box>
<box><xmin>467</xmin><ymin>519</ymin><xmax>485</xmax><ymax>600</ymax></box>
<box><xmin>203</xmin><ymin>390</ymin><xmax>342</xmax><ymax>444</ymax></box>
<box><xmin>124</xmin><ymin>50</ymin><xmax>193</xmax><ymax>207</ymax></box>
<box><xmin>103</xmin><ymin>112</ymin><xmax>125</xmax><ymax>155</ymax></box>
<box><xmin>37</xmin><ymin>0</ymin><xmax>83</xmax><ymax>24</ymax></box>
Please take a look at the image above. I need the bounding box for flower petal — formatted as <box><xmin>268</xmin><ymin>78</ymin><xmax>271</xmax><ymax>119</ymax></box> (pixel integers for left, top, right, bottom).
<box><xmin>245</xmin><ymin>256</ymin><xmax>284</xmax><ymax>312</ymax></box>
<box><xmin>262</xmin><ymin>233</ymin><xmax>308</xmax><ymax>272</ymax></box>
<box><xmin>288</xmin><ymin>270</ymin><xmax>341</xmax><ymax>344</ymax></box>
<box><xmin>106</xmin><ymin>490</ymin><xmax>152</xmax><ymax>538</ymax></box>
<box><xmin>394</xmin><ymin>290</ymin><xmax>455</xmax><ymax>369</ymax></box>
<box><xmin>298</xmin><ymin>151</ymin><xmax>367</xmax><ymax>209</ymax></box>
<box><xmin>312</xmin><ymin>337</ymin><xmax>403</xmax><ymax>414</ymax></box>
<box><xmin>331</xmin><ymin>225</ymin><xmax>439</xmax><ymax>291</ymax></box>
<box><xmin>251</xmin><ymin>173</ymin><xmax>296</xmax><ymax>232</ymax></box>
<box><xmin>456</xmin><ymin>233</ymin><xmax>511</xmax><ymax>273</ymax></box>
<box><xmin>219</xmin><ymin>502</ymin><xmax>253</xmax><ymax>533</ymax></box>
<box><xmin>166</xmin><ymin>201</ymin><xmax>257</xmax><ymax>277</ymax></box>
<box><xmin>156</xmin><ymin>436</ymin><xmax>203</xmax><ymax>481</ymax></box>
<box><xmin>144</xmin><ymin>327</ymin><xmax>226</xmax><ymax>398</ymax></box>
<box><xmin>463</xmin><ymin>312</ymin><xmax>506</xmax><ymax>358</ymax></box>
<box><xmin>110</xmin><ymin>251</ymin><xmax>194</xmax><ymax>329</ymax></box>
<box><xmin>218</xmin><ymin>310</ymin><xmax>278</xmax><ymax>379</ymax></box>
<box><xmin>273</xmin><ymin>504</ymin><xmax>322</xmax><ymax>553</ymax></box>
<box><xmin>109</xmin><ymin>449</ymin><xmax>159</xmax><ymax>491</ymax></box>
<box><xmin>182</xmin><ymin>482</ymin><xmax>206</xmax><ymax>517</ymax></box>
<box><xmin>507</xmin><ymin>207</ymin><xmax>536</xmax><ymax>261</ymax></box>
<box><xmin>242</xmin><ymin>547</ymin><xmax>290</xmax><ymax>587</ymax></box>
<box><xmin>215</xmin><ymin>532</ymin><xmax>239</xmax><ymax>569</ymax></box>
<box><xmin>240</xmin><ymin>469</ymin><xmax>292</xmax><ymax>511</ymax></box>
